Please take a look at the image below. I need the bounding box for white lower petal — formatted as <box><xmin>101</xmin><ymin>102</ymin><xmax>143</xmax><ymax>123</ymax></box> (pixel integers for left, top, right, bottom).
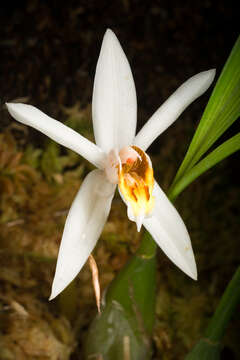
<box><xmin>92</xmin><ymin>29</ymin><xmax>137</xmax><ymax>152</ymax></box>
<box><xmin>6</xmin><ymin>103</ymin><xmax>105</xmax><ymax>168</ymax></box>
<box><xmin>49</xmin><ymin>170</ymin><xmax>115</xmax><ymax>300</ymax></box>
<box><xmin>134</xmin><ymin>69</ymin><xmax>216</xmax><ymax>151</ymax></box>
<box><xmin>143</xmin><ymin>181</ymin><xmax>197</xmax><ymax>280</ymax></box>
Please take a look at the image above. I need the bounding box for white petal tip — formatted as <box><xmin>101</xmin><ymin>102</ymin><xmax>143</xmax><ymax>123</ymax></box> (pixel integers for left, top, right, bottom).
<box><xmin>136</xmin><ymin>214</ymin><xmax>144</xmax><ymax>232</ymax></box>
<box><xmin>5</xmin><ymin>102</ymin><xmax>14</xmax><ymax>112</ymax></box>
<box><xmin>181</xmin><ymin>69</ymin><xmax>216</xmax><ymax>100</ymax></box>
<box><xmin>49</xmin><ymin>275</ymin><xmax>72</xmax><ymax>301</ymax></box>
<box><xmin>203</xmin><ymin>68</ymin><xmax>216</xmax><ymax>83</ymax></box>
<box><xmin>102</xmin><ymin>29</ymin><xmax>120</xmax><ymax>50</ymax></box>
<box><xmin>104</xmin><ymin>28</ymin><xmax>116</xmax><ymax>39</ymax></box>
<box><xmin>5</xmin><ymin>102</ymin><xmax>30</xmax><ymax>119</ymax></box>
<box><xmin>170</xmin><ymin>254</ymin><xmax>198</xmax><ymax>281</ymax></box>
<box><xmin>136</xmin><ymin>223</ymin><xmax>142</xmax><ymax>232</ymax></box>
<box><xmin>184</xmin><ymin>262</ymin><xmax>198</xmax><ymax>281</ymax></box>
<box><xmin>6</xmin><ymin>102</ymin><xmax>20</xmax><ymax>109</ymax></box>
<box><xmin>188</xmin><ymin>269</ymin><xmax>198</xmax><ymax>281</ymax></box>
<box><xmin>48</xmin><ymin>282</ymin><xmax>64</xmax><ymax>301</ymax></box>
<box><xmin>48</xmin><ymin>287</ymin><xmax>59</xmax><ymax>301</ymax></box>
<box><xmin>5</xmin><ymin>103</ymin><xmax>18</xmax><ymax>119</ymax></box>
<box><xmin>196</xmin><ymin>69</ymin><xmax>216</xmax><ymax>91</ymax></box>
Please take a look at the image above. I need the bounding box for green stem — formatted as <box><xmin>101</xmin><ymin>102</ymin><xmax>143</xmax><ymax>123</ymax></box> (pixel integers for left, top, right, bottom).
<box><xmin>205</xmin><ymin>266</ymin><xmax>240</xmax><ymax>342</ymax></box>
<box><xmin>137</xmin><ymin>231</ymin><xmax>157</xmax><ymax>258</ymax></box>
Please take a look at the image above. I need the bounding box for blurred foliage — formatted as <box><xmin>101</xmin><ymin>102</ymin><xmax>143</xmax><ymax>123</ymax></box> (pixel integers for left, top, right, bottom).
<box><xmin>0</xmin><ymin>102</ymin><xmax>240</xmax><ymax>359</ymax></box>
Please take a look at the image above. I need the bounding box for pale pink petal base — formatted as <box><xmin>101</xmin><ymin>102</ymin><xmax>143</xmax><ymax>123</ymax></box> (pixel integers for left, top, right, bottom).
<box><xmin>104</xmin><ymin>149</ymin><xmax>121</xmax><ymax>184</ymax></box>
<box><xmin>49</xmin><ymin>170</ymin><xmax>116</xmax><ymax>300</ymax></box>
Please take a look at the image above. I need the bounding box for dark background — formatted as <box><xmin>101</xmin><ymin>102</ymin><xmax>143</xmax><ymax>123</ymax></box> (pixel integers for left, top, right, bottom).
<box><xmin>0</xmin><ymin>0</ymin><xmax>238</xmax><ymax>131</ymax></box>
<box><xmin>0</xmin><ymin>1</ymin><xmax>239</xmax><ymax>359</ymax></box>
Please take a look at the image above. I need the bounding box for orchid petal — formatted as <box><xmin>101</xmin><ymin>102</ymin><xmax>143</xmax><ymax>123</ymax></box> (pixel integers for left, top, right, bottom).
<box><xmin>143</xmin><ymin>181</ymin><xmax>197</xmax><ymax>280</ymax></box>
<box><xmin>49</xmin><ymin>170</ymin><xmax>115</xmax><ymax>300</ymax></box>
<box><xmin>92</xmin><ymin>29</ymin><xmax>137</xmax><ymax>152</ymax></box>
<box><xmin>6</xmin><ymin>103</ymin><xmax>105</xmax><ymax>168</ymax></box>
<box><xmin>134</xmin><ymin>69</ymin><xmax>216</xmax><ymax>151</ymax></box>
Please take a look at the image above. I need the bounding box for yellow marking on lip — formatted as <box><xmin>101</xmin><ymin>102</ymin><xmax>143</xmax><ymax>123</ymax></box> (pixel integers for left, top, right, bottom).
<box><xmin>118</xmin><ymin>146</ymin><xmax>155</xmax><ymax>218</ymax></box>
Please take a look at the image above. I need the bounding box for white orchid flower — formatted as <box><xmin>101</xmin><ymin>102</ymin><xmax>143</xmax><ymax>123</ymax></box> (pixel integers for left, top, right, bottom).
<box><xmin>6</xmin><ymin>29</ymin><xmax>215</xmax><ymax>300</ymax></box>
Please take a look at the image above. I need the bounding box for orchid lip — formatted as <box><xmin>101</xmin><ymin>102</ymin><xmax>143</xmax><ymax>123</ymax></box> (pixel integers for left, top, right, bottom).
<box><xmin>105</xmin><ymin>145</ymin><xmax>155</xmax><ymax>230</ymax></box>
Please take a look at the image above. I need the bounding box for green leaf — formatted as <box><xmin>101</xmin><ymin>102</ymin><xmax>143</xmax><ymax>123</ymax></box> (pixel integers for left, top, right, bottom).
<box><xmin>85</xmin><ymin>301</ymin><xmax>152</xmax><ymax>360</ymax></box>
<box><xmin>185</xmin><ymin>339</ymin><xmax>221</xmax><ymax>360</ymax></box>
<box><xmin>105</xmin><ymin>232</ymin><xmax>157</xmax><ymax>335</ymax></box>
<box><xmin>168</xmin><ymin>133</ymin><xmax>240</xmax><ymax>201</ymax></box>
<box><xmin>85</xmin><ymin>232</ymin><xmax>157</xmax><ymax>360</ymax></box>
<box><xmin>205</xmin><ymin>267</ymin><xmax>240</xmax><ymax>342</ymax></box>
<box><xmin>173</xmin><ymin>35</ymin><xmax>240</xmax><ymax>185</ymax></box>
<box><xmin>185</xmin><ymin>267</ymin><xmax>240</xmax><ymax>359</ymax></box>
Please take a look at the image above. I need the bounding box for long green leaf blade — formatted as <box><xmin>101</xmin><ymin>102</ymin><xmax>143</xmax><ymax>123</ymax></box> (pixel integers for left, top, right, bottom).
<box><xmin>185</xmin><ymin>267</ymin><xmax>240</xmax><ymax>359</ymax></box>
<box><xmin>168</xmin><ymin>133</ymin><xmax>240</xmax><ymax>201</ymax></box>
<box><xmin>174</xmin><ymin>35</ymin><xmax>240</xmax><ymax>184</ymax></box>
<box><xmin>205</xmin><ymin>267</ymin><xmax>240</xmax><ymax>342</ymax></box>
<box><xmin>185</xmin><ymin>339</ymin><xmax>221</xmax><ymax>360</ymax></box>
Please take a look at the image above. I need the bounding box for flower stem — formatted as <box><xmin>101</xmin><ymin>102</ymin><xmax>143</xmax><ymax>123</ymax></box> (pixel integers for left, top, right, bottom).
<box><xmin>137</xmin><ymin>230</ymin><xmax>157</xmax><ymax>259</ymax></box>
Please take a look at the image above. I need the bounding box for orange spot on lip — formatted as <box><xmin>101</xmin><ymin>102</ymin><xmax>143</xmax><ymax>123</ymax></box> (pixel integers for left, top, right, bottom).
<box><xmin>126</xmin><ymin>157</ymin><xmax>134</xmax><ymax>164</ymax></box>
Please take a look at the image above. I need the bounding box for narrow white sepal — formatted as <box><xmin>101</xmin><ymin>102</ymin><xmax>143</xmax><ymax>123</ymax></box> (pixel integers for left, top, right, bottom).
<box><xmin>6</xmin><ymin>103</ymin><xmax>105</xmax><ymax>169</ymax></box>
<box><xmin>49</xmin><ymin>170</ymin><xmax>115</xmax><ymax>300</ymax></box>
<box><xmin>92</xmin><ymin>29</ymin><xmax>137</xmax><ymax>152</ymax></box>
<box><xmin>133</xmin><ymin>69</ymin><xmax>216</xmax><ymax>151</ymax></box>
<box><xmin>143</xmin><ymin>181</ymin><xmax>197</xmax><ymax>280</ymax></box>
